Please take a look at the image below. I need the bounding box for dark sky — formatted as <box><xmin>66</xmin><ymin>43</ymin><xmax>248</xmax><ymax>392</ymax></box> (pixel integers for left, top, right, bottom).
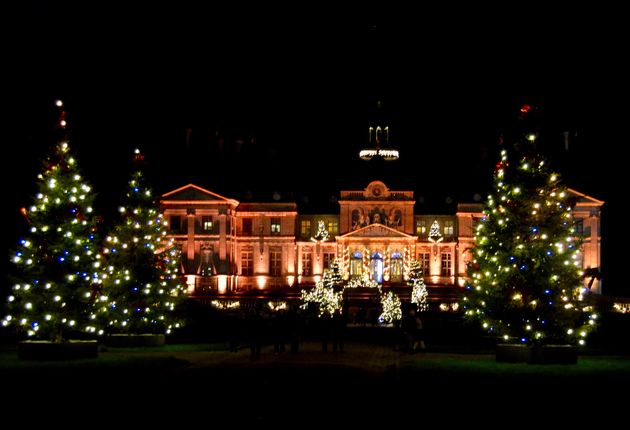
<box><xmin>3</xmin><ymin>4</ymin><xmax>625</xmax><ymax>293</ymax></box>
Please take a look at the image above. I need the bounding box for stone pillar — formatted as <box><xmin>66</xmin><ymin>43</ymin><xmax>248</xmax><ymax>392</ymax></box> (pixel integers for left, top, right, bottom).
<box><xmin>219</xmin><ymin>205</ymin><xmax>227</xmax><ymax>273</ymax></box>
<box><xmin>186</xmin><ymin>208</ymin><xmax>196</xmax><ymax>263</ymax></box>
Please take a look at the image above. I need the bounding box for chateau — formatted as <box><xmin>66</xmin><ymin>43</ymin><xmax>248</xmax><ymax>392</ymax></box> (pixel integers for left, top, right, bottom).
<box><xmin>161</xmin><ymin>180</ymin><xmax>603</xmax><ymax>303</ymax></box>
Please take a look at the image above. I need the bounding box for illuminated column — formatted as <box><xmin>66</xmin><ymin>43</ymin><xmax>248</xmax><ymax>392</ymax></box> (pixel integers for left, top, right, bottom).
<box><xmin>219</xmin><ymin>206</ymin><xmax>227</xmax><ymax>270</ymax></box>
<box><xmin>186</xmin><ymin>208</ymin><xmax>196</xmax><ymax>263</ymax></box>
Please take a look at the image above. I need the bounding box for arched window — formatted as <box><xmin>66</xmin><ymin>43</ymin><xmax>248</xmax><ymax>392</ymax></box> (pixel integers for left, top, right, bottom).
<box><xmin>370</xmin><ymin>252</ymin><xmax>383</xmax><ymax>283</ymax></box>
<box><xmin>390</xmin><ymin>251</ymin><xmax>403</xmax><ymax>283</ymax></box>
<box><xmin>350</xmin><ymin>251</ymin><xmax>363</xmax><ymax>277</ymax></box>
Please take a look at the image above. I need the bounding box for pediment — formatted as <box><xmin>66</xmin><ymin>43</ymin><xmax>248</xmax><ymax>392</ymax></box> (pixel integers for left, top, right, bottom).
<box><xmin>339</xmin><ymin>223</ymin><xmax>414</xmax><ymax>238</ymax></box>
<box><xmin>162</xmin><ymin>184</ymin><xmax>238</xmax><ymax>205</ymax></box>
<box><xmin>566</xmin><ymin>188</ymin><xmax>604</xmax><ymax>206</ymax></box>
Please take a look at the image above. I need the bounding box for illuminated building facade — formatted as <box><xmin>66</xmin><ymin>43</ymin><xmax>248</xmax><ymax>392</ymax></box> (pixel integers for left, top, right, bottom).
<box><xmin>162</xmin><ymin>181</ymin><xmax>603</xmax><ymax>299</ymax></box>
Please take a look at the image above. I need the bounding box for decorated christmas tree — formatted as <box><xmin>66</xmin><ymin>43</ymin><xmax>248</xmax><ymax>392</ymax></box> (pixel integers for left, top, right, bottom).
<box><xmin>3</xmin><ymin>101</ymin><xmax>102</xmax><ymax>341</ymax></box>
<box><xmin>98</xmin><ymin>149</ymin><xmax>186</xmax><ymax>335</ymax></box>
<box><xmin>325</xmin><ymin>259</ymin><xmax>343</xmax><ymax>287</ymax></box>
<box><xmin>408</xmin><ymin>260</ymin><xmax>428</xmax><ymax>312</ymax></box>
<box><xmin>379</xmin><ymin>291</ymin><xmax>402</xmax><ymax>324</ymax></box>
<box><xmin>300</xmin><ymin>280</ymin><xmax>343</xmax><ymax>318</ymax></box>
<box><xmin>463</xmin><ymin>116</ymin><xmax>597</xmax><ymax>346</ymax></box>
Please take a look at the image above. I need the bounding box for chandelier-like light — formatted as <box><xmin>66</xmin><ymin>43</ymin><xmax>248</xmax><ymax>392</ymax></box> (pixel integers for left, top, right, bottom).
<box><xmin>360</xmin><ymin>126</ymin><xmax>399</xmax><ymax>161</ymax></box>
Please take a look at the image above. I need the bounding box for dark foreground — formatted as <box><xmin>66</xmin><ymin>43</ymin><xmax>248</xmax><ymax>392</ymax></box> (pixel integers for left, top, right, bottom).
<box><xmin>2</xmin><ymin>339</ymin><xmax>630</xmax><ymax>425</ymax></box>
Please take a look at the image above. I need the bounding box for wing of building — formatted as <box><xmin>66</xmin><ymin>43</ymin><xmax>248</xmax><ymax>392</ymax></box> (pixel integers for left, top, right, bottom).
<box><xmin>161</xmin><ymin>180</ymin><xmax>604</xmax><ymax>303</ymax></box>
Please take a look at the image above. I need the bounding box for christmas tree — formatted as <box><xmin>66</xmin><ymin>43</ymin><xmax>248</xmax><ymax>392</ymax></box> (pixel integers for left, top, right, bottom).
<box><xmin>325</xmin><ymin>259</ymin><xmax>343</xmax><ymax>287</ymax></box>
<box><xmin>379</xmin><ymin>291</ymin><xmax>402</xmax><ymax>324</ymax></box>
<box><xmin>408</xmin><ymin>260</ymin><xmax>428</xmax><ymax>312</ymax></box>
<box><xmin>300</xmin><ymin>280</ymin><xmax>343</xmax><ymax>318</ymax></box>
<box><xmin>463</xmin><ymin>120</ymin><xmax>597</xmax><ymax>346</ymax></box>
<box><xmin>98</xmin><ymin>149</ymin><xmax>186</xmax><ymax>335</ymax></box>
<box><xmin>3</xmin><ymin>101</ymin><xmax>102</xmax><ymax>341</ymax></box>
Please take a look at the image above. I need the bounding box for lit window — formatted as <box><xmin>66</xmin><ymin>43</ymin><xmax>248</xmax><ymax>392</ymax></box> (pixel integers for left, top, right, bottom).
<box><xmin>271</xmin><ymin>217</ymin><xmax>281</xmax><ymax>235</ymax></box>
<box><xmin>301</xmin><ymin>220</ymin><xmax>311</xmax><ymax>236</ymax></box>
<box><xmin>202</xmin><ymin>216</ymin><xmax>213</xmax><ymax>232</ymax></box>
<box><xmin>441</xmin><ymin>252</ymin><xmax>452</xmax><ymax>276</ymax></box>
<box><xmin>419</xmin><ymin>252</ymin><xmax>430</xmax><ymax>275</ymax></box>
<box><xmin>241</xmin><ymin>249</ymin><xmax>253</xmax><ymax>276</ymax></box>
<box><xmin>302</xmin><ymin>252</ymin><xmax>312</xmax><ymax>276</ymax></box>
<box><xmin>443</xmin><ymin>220</ymin><xmax>454</xmax><ymax>236</ymax></box>
<box><xmin>270</xmin><ymin>249</ymin><xmax>282</xmax><ymax>276</ymax></box>
<box><xmin>323</xmin><ymin>252</ymin><xmax>336</xmax><ymax>270</ymax></box>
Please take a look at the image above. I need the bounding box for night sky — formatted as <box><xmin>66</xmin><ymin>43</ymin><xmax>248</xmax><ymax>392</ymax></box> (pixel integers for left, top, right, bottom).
<box><xmin>3</xmin><ymin>4</ymin><xmax>625</xmax><ymax>294</ymax></box>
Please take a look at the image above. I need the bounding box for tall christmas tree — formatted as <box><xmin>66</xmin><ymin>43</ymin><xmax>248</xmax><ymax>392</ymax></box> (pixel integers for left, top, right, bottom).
<box><xmin>463</xmin><ymin>112</ymin><xmax>597</xmax><ymax>346</ymax></box>
<box><xmin>408</xmin><ymin>260</ymin><xmax>428</xmax><ymax>312</ymax></box>
<box><xmin>99</xmin><ymin>149</ymin><xmax>186</xmax><ymax>335</ymax></box>
<box><xmin>3</xmin><ymin>101</ymin><xmax>102</xmax><ymax>341</ymax></box>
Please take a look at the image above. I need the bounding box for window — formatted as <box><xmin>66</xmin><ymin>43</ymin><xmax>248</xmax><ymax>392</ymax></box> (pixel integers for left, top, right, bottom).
<box><xmin>202</xmin><ymin>215</ymin><xmax>213</xmax><ymax>232</ymax></box>
<box><xmin>241</xmin><ymin>248</ymin><xmax>253</xmax><ymax>276</ymax></box>
<box><xmin>300</xmin><ymin>219</ymin><xmax>311</xmax><ymax>236</ymax></box>
<box><xmin>416</xmin><ymin>220</ymin><xmax>426</xmax><ymax>236</ymax></box>
<box><xmin>390</xmin><ymin>252</ymin><xmax>403</xmax><ymax>282</ymax></box>
<box><xmin>201</xmin><ymin>248</ymin><xmax>214</xmax><ymax>276</ymax></box>
<box><xmin>270</xmin><ymin>249</ymin><xmax>282</xmax><ymax>276</ymax></box>
<box><xmin>170</xmin><ymin>215</ymin><xmax>181</xmax><ymax>232</ymax></box>
<box><xmin>350</xmin><ymin>252</ymin><xmax>363</xmax><ymax>277</ymax></box>
<box><xmin>419</xmin><ymin>252</ymin><xmax>430</xmax><ymax>275</ymax></box>
<box><xmin>271</xmin><ymin>217</ymin><xmax>281</xmax><ymax>235</ymax></box>
<box><xmin>370</xmin><ymin>252</ymin><xmax>383</xmax><ymax>283</ymax></box>
<box><xmin>323</xmin><ymin>252</ymin><xmax>336</xmax><ymax>270</ymax></box>
<box><xmin>443</xmin><ymin>220</ymin><xmax>454</xmax><ymax>236</ymax></box>
<box><xmin>242</xmin><ymin>218</ymin><xmax>252</xmax><ymax>235</ymax></box>
<box><xmin>327</xmin><ymin>220</ymin><xmax>338</xmax><ymax>235</ymax></box>
<box><xmin>574</xmin><ymin>219</ymin><xmax>584</xmax><ymax>236</ymax></box>
<box><xmin>302</xmin><ymin>252</ymin><xmax>312</xmax><ymax>276</ymax></box>
<box><xmin>441</xmin><ymin>252</ymin><xmax>452</xmax><ymax>276</ymax></box>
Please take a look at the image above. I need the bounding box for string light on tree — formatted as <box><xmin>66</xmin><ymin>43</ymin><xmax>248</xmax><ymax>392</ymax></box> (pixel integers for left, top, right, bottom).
<box><xmin>98</xmin><ymin>149</ymin><xmax>186</xmax><ymax>335</ymax></box>
<box><xmin>408</xmin><ymin>260</ymin><xmax>428</xmax><ymax>312</ymax></box>
<box><xmin>462</xmin><ymin>108</ymin><xmax>597</xmax><ymax>346</ymax></box>
<box><xmin>379</xmin><ymin>291</ymin><xmax>402</xmax><ymax>324</ymax></box>
<box><xmin>3</xmin><ymin>100</ymin><xmax>102</xmax><ymax>341</ymax></box>
<box><xmin>311</xmin><ymin>220</ymin><xmax>330</xmax><ymax>242</ymax></box>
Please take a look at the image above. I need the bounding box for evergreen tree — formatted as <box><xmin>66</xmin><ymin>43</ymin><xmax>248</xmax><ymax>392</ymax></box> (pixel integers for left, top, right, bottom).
<box><xmin>379</xmin><ymin>291</ymin><xmax>402</xmax><ymax>324</ymax></box>
<box><xmin>99</xmin><ymin>149</ymin><xmax>186</xmax><ymax>335</ymax></box>
<box><xmin>326</xmin><ymin>259</ymin><xmax>343</xmax><ymax>287</ymax></box>
<box><xmin>463</xmin><ymin>122</ymin><xmax>597</xmax><ymax>346</ymax></box>
<box><xmin>3</xmin><ymin>101</ymin><xmax>101</xmax><ymax>341</ymax></box>
<box><xmin>408</xmin><ymin>260</ymin><xmax>428</xmax><ymax>312</ymax></box>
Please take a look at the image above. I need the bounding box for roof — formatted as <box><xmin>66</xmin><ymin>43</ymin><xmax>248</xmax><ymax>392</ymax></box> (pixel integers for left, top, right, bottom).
<box><xmin>161</xmin><ymin>184</ymin><xmax>239</xmax><ymax>205</ymax></box>
<box><xmin>566</xmin><ymin>188</ymin><xmax>605</xmax><ymax>206</ymax></box>
<box><xmin>237</xmin><ymin>202</ymin><xmax>298</xmax><ymax>213</ymax></box>
<box><xmin>338</xmin><ymin>223</ymin><xmax>414</xmax><ymax>239</ymax></box>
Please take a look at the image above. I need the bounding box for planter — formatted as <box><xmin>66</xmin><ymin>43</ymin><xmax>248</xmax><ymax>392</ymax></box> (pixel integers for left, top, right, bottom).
<box><xmin>106</xmin><ymin>334</ymin><xmax>165</xmax><ymax>347</ymax></box>
<box><xmin>18</xmin><ymin>340</ymin><xmax>98</xmax><ymax>360</ymax></box>
<box><xmin>496</xmin><ymin>343</ymin><xmax>531</xmax><ymax>363</ymax></box>
<box><xmin>529</xmin><ymin>345</ymin><xmax>578</xmax><ymax>365</ymax></box>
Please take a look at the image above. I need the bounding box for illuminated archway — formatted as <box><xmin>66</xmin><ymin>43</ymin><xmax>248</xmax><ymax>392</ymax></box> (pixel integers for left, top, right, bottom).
<box><xmin>370</xmin><ymin>252</ymin><xmax>384</xmax><ymax>283</ymax></box>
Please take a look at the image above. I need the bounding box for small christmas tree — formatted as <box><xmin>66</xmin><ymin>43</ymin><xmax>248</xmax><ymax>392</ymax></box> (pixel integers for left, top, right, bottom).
<box><xmin>3</xmin><ymin>101</ymin><xmax>101</xmax><ymax>341</ymax></box>
<box><xmin>300</xmin><ymin>280</ymin><xmax>343</xmax><ymax>318</ymax></box>
<box><xmin>463</xmin><ymin>117</ymin><xmax>597</xmax><ymax>346</ymax></box>
<box><xmin>408</xmin><ymin>260</ymin><xmax>428</xmax><ymax>312</ymax></box>
<box><xmin>99</xmin><ymin>149</ymin><xmax>186</xmax><ymax>335</ymax></box>
<box><xmin>379</xmin><ymin>291</ymin><xmax>402</xmax><ymax>324</ymax></box>
<box><xmin>326</xmin><ymin>259</ymin><xmax>343</xmax><ymax>287</ymax></box>
<box><xmin>311</xmin><ymin>220</ymin><xmax>330</xmax><ymax>242</ymax></box>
